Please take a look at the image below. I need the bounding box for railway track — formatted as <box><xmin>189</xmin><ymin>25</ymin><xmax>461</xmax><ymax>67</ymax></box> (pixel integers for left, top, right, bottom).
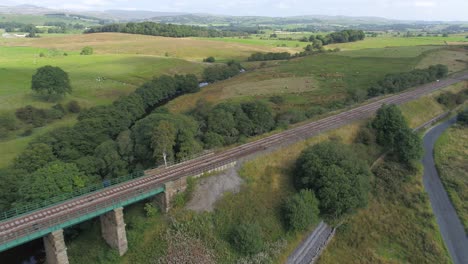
<box><xmin>0</xmin><ymin>74</ymin><xmax>466</xmax><ymax>250</ymax></box>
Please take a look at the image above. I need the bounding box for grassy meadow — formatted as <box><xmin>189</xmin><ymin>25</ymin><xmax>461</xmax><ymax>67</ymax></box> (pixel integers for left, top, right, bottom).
<box><xmin>1</xmin><ymin>33</ymin><xmax>298</xmax><ymax>61</ymax></box>
<box><xmin>168</xmin><ymin>45</ymin><xmax>468</xmax><ymax>114</ymax></box>
<box><xmin>434</xmin><ymin>125</ymin><xmax>468</xmax><ymax>232</ymax></box>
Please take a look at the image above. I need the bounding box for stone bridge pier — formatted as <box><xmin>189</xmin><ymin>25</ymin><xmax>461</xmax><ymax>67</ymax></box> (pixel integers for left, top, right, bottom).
<box><xmin>42</xmin><ymin>161</ymin><xmax>237</xmax><ymax>264</ymax></box>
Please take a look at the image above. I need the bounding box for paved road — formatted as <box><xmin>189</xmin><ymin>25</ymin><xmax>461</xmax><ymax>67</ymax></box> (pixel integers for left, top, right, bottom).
<box><xmin>423</xmin><ymin>117</ymin><xmax>468</xmax><ymax>264</ymax></box>
<box><xmin>287</xmin><ymin>222</ymin><xmax>334</xmax><ymax>264</ymax></box>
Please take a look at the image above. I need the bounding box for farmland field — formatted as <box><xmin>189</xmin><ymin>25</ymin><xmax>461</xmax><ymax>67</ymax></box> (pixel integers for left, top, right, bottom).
<box><xmin>1</xmin><ymin>33</ymin><xmax>298</xmax><ymax>61</ymax></box>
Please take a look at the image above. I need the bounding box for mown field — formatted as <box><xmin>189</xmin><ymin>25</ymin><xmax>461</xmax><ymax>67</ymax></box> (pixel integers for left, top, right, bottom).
<box><xmin>434</xmin><ymin>124</ymin><xmax>468</xmax><ymax>232</ymax></box>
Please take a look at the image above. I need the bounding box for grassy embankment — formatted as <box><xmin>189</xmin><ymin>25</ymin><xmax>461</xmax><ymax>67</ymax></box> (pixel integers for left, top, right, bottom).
<box><xmin>318</xmin><ymin>83</ymin><xmax>467</xmax><ymax>264</ymax></box>
<box><xmin>66</xmin><ymin>81</ymin><xmax>465</xmax><ymax>263</ymax></box>
<box><xmin>434</xmin><ymin>125</ymin><xmax>468</xmax><ymax>233</ymax></box>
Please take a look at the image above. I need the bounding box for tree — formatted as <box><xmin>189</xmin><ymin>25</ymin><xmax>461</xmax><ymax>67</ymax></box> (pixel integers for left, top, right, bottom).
<box><xmin>283</xmin><ymin>189</ymin><xmax>319</xmax><ymax>231</ymax></box>
<box><xmin>372</xmin><ymin>104</ymin><xmax>423</xmax><ymax>163</ymax></box>
<box><xmin>393</xmin><ymin>127</ymin><xmax>423</xmax><ymax>163</ymax></box>
<box><xmin>295</xmin><ymin>141</ymin><xmax>371</xmax><ymax>218</ymax></box>
<box><xmin>203</xmin><ymin>56</ymin><xmax>215</xmax><ymax>63</ymax></box>
<box><xmin>312</xmin><ymin>39</ymin><xmax>323</xmax><ymax>50</ymax></box>
<box><xmin>230</xmin><ymin>223</ymin><xmax>264</xmax><ymax>255</ymax></box>
<box><xmin>14</xmin><ymin>143</ymin><xmax>56</xmax><ymax>173</ymax></box>
<box><xmin>371</xmin><ymin>104</ymin><xmax>407</xmax><ymax>149</ymax></box>
<box><xmin>16</xmin><ymin>161</ymin><xmax>87</xmax><ymax>206</ymax></box>
<box><xmin>458</xmin><ymin>109</ymin><xmax>468</xmax><ymax>126</ymax></box>
<box><xmin>94</xmin><ymin>140</ymin><xmax>128</xmax><ymax>179</ymax></box>
<box><xmin>67</xmin><ymin>100</ymin><xmax>81</xmax><ymax>113</ymax></box>
<box><xmin>31</xmin><ymin>65</ymin><xmax>71</xmax><ymax>98</ymax></box>
<box><xmin>80</xmin><ymin>46</ymin><xmax>94</xmax><ymax>55</ymax></box>
<box><xmin>151</xmin><ymin>120</ymin><xmax>177</xmax><ymax>167</ymax></box>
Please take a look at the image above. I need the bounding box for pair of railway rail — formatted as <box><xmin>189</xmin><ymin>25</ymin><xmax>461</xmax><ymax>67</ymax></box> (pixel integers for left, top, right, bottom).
<box><xmin>0</xmin><ymin>74</ymin><xmax>466</xmax><ymax>251</ymax></box>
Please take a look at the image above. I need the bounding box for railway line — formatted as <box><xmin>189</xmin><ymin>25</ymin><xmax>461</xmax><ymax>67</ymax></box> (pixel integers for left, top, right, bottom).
<box><xmin>0</xmin><ymin>74</ymin><xmax>466</xmax><ymax>251</ymax></box>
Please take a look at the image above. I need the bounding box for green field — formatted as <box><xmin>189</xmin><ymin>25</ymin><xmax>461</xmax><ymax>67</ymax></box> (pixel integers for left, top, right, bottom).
<box><xmin>434</xmin><ymin>125</ymin><xmax>468</xmax><ymax>232</ymax></box>
<box><xmin>328</xmin><ymin>36</ymin><xmax>468</xmax><ymax>50</ymax></box>
<box><xmin>0</xmin><ymin>45</ymin><xmax>205</xmax><ymax>168</ymax></box>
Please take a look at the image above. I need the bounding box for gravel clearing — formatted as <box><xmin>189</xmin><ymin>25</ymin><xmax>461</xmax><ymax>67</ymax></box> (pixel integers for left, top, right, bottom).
<box><xmin>186</xmin><ymin>165</ymin><xmax>243</xmax><ymax>212</ymax></box>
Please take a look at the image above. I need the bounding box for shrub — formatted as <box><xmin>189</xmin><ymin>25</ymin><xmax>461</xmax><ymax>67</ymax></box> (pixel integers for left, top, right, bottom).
<box><xmin>458</xmin><ymin>109</ymin><xmax>468</xmax><ymax>126</ymax></box>
<box><xmin>15</xmin><ymin>105</ymin><xmax>47</xmax><ymax>127</ymax></box>
<box><xmin>80</xmin><ymin>46</ymin><xmax>93</xmax><ymax>55</ymax></box>
<box><xmin>0</xmin><ymin>112</ymin><xmax>18</xmax><ymax>138</ymax></box>
<box><xmin>67</xmin><ymin>100</ymin><xmax>81</xmax><ymax>113</ymax></box>
<box><xmin>203</xmin><ymin>56</ymin><xmax>215</xmax><ymax>63</ymax></box>
<box><xmin>294</xmin><ymin>141</ymin><xmax>371</xmax><ymax>218</ymax></box>
<box><xmin>283</xmin><ymin>189</ymin><xmax>319</xmax><ymax>231</ymax></box>
<box><xmin>269</xmin><ymin>95</ymin><xmax>285</xmax><ymax>105</ymax></box>
<box><xmin>45</xmin><ymin>108</ymin><xmax>65</xmax><ymax>120</ymax></box>
<box><xmin>144</xmin><ymin>203</ymin><xmax>158</xmax><ymax>217</ymax></box>
<box><xmin>230</xmin><ymin>223</ymin><xmax>264</xmax><ymax>255</ymax></box>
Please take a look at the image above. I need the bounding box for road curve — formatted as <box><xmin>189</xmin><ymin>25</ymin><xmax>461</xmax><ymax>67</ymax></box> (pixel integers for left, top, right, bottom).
<box><xmin>0</xmin><ymin>73</ymin><xmax>467</xmax><ymax>251</ymax></box>
<box><xmin>422</xmin><ymin>117</ymin><xmax>468</xmax><ymax>264</ymax></box>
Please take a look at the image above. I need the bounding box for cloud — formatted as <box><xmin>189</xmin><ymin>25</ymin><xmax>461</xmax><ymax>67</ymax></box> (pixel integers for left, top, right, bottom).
<box><xmin>413</xmin><ymin>1</ymin><xmax>436</xmax><ymax>7</ymax></box>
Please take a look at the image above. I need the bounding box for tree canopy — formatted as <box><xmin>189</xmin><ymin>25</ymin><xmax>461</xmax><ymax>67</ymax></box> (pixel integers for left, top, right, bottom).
<box><xmin>372</xmin><ymin>104</ymin><xmax>423</xmax><ymax>163</ymax></box>
<box><xmin>283</xmin><ymin>189</ymin><xmax>320</xmax><ymax>231</ymax></box>
<box><xmin>31</xmin><ymin>65</ymin><xmax>71</xmax><ymax>98</ymax></box>
<box><xmin>16</xmin><ymin>161</ymin><xmax>87</xmax><ymax>206</ymax></box>
<box><xmin>294</xmin><ymin>141</ymin><xmax>371</xmax><ymax>218</ymax></box>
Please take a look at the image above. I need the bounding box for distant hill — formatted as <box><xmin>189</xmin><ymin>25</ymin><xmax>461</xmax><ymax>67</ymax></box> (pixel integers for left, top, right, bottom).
<box><xmin>0</xmin><ymin>4</ymin><xmax>53</xmax><ymax>14</ymax></box>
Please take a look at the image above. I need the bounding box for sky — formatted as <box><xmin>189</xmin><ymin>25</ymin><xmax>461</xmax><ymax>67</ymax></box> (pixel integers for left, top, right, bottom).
<box><xmin>2</xmin><ymin>0</ymin><xmax>468</xmax><ymax>21</ymax></box>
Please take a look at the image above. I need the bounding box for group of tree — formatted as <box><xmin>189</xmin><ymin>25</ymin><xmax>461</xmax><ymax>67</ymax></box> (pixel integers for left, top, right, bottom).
<box><xmin>202</xmin><ymin>60</ymin><xmax>243</xmax><ymax>83</ymax></box>
<box><xmin>85</xmin><ymin>22</ymin><xmax>247</xmax><ymax>38</ymax></box>
<box><xmin>0</xmin><ymin>74</ymin><xmax>201</xmax><ymax>211</ymax></box>
<box><xmin>192</xmin><ymin>100</ymin><xmax>275</xmax><ymax>147</ymax></box>
<box><xmin>300</xmin><ymin>30</ymin><xmax>366</xmax><ymax>45</ymax></box>
<box><xmin>247</xmin><ymin>52</ymin><xmax>291</xmax><ymax>61</ymax></box>
<box><xmin>370</xmin><ymin>104</ymin><xmax>423</xmax><ymax>164</ymax></box>
<box><xmin>368</xmin><ymin>64</ymin><xmax>449</xmax><ymax>97</ymax></box>
<box><xmin>294</xmin><ymin>141</ymin><xmax>371</xmax><ymax>219</ymax></box>
<box><xmin>437</xmin><ymin>89</ymin><xmax>468</xmax><ymax>108</ymax></box>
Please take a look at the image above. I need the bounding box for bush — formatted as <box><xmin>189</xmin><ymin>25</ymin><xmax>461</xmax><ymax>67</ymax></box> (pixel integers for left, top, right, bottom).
<box><xmin>294</xmin><ymin>141</ymin><xmax>371</xmax><ymax>218</ymax></box>
<box><xmin>15</xmin><ymin>105</ymin><xmax>47</xmax><ymax>127</ymax></box>
<box><xmin>0</xmin><ymin>112</ymin><xmax>18</xmax><ymax>139</ymax></box>
<box><xmin>230</xmin><ymin>223</ymin><xmax>264</xmax><ymax>255</ymax></box>
<box><xmin>203</xmin><ymin>56</ymin><xmax>215</xmax><ymax>63</ymax></box>
<box><xmin>80</xmin><ymin>46</ymin><xmax>93</xmax><ymax>55</ymax></box>
<box><xmin>458</xmin><ymin>109</ymin><xmax>468</xmax><ymax>126</ymax></box>
<box><xmin>276</xmin><ymin>109</ymin><xmax>307</xmax><ymax>126</ymax></box>
<box><xmin>67</xmin><ymin>100</ymin><xmax>81</xmax><ymax>113</ymax></box>
<box><xmin>269</xmin><ymin>95</ymin><xmax>284</xmax><ymax>105</ymax></box>
<box><xmin>45</xmin><ymin>108</ymin><xmax>65</xmax><ymax>120</ymax></box>
<box><xmin>283</xmin><ymin>189</ymin><xmax>319</xmax><ymax>231</ymax></box>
